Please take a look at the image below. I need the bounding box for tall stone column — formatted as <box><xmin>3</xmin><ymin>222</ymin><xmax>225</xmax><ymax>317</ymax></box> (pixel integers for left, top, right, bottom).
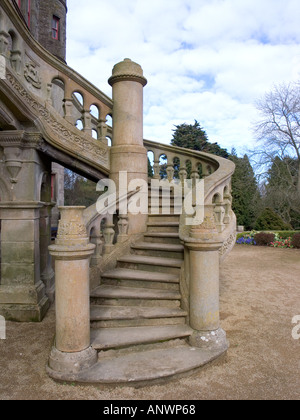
<box><xmin>185</xmin><ymin>216</ymin><xmax>228</xmax><ymax>353</ymax></box>
<box><xmin>108</xmin><ymin>59</ymin><xmax>148</xmax><ymax>234</ymax></box>
<box><xmin>48</xmin><ymin>207</ymin><xmax>97</xmax><ymax>377</ymax></box>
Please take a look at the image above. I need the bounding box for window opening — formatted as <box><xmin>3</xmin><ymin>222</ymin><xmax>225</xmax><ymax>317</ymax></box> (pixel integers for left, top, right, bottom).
<box><xmin>52</xmin><ymin>16</ymin><xmax>60</xmax><ymax>40</ymax></box>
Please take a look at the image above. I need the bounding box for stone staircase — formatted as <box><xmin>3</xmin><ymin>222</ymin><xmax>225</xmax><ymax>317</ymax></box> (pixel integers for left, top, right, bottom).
<box><xmin>90</xmin><ymin>188</ymin><xmax>191</xmax><ymax>349</ymax></box>
<box><xmin>76</xmin><ymin>188</ymin><xmax>223</xmax><ymax>385</ymax></box>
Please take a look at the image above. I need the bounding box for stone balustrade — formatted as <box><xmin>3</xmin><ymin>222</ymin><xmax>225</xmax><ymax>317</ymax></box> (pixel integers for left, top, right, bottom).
<box><xmin>83</xmin><ymin>188</ymin><xmax>142</xmax><ymax>267</ymax></box>
<box><xmin>144</xmin><ymin>139</ymin><xmax>234</xmax><ymax>233</ymax></box>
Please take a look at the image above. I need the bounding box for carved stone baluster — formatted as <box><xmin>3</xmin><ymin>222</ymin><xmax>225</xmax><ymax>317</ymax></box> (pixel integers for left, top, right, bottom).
<box><xmin>166</xmin><ymin>164</ymin><xmax>174</xmax><ymax>182</ymax></box>
<box><xmin>117</xmin><ymin>214</ymin><xmax>129</xmax><ymax>243</ymax></box>
<box><xmin>153</xmin><ymin>159</ymin><xmax>160</xmax><ymax>179</ymax></box>
<box><xmin>10</xmin><ymin>50</ymin><xmax>22</xmax><ymax>74</ymax></box>
<box><xmin>97</xmin><ymin>119</ymin><xmax>108</xmax><ymax>143</ymax></box>
<box><xmin>63</xmin><ymin>98</ymin><xmax>74</xmax><ymax>123</ymax></box>
<box><xmin>223</xmin><ymin>189</ymin><xmax>232</xmax><ymax>224</ymax></box>
<box><xmin>213</xmin><ymin>202</ymin><xmax>225</xmax><ymax>232</ymax></box>
<box><xmin>82</xmin><ymin>110</ymin><xmax>92</xmax><ymax>136</ymax></box>
<box><xmin>46</xmin><ymin>83</ymin><xmax>52</xmax><ymax>105</ymax></box>
<box><xmin>179</xmin><ymin>167</ymin><xmax>187</xmax><ymax>185</ymax></box>
<box><xmin>90</xmin><ymin>225</ymin><xmax>103</xmax><ymax>266</ymax></box>
<box><xmin>103</xmin><ymin>218</ymin><xmax>115</xmax><ymax>254</ymax></box>
<box><xmin>190</xmin><ymin>169</ymin><xmax>200</xmax><ymax>183</ymax></box>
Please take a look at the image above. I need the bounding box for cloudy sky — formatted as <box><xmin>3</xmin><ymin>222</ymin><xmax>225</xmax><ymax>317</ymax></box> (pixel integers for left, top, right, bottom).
<box><xmin>66</xmin><ymin>0</ymin><xmax>300</xmax><ymax>155</ymax></box>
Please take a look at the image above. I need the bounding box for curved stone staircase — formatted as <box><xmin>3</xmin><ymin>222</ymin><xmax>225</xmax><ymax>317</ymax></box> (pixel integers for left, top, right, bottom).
<box><xmin>62</xmin><ymin>189</ymin><xmax>226</xmax><ymax>386</ymax></box>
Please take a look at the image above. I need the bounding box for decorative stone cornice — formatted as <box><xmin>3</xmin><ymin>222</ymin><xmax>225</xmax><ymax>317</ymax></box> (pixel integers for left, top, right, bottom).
<box><xmin>108</xmin><ymin>58</ymin><xmax>147</xmax><ymax>87</ymax></box>
<box><xmin>0</xmin><ymin>130</ymin><xmax>42</xmax><ymax>148</ymax></box>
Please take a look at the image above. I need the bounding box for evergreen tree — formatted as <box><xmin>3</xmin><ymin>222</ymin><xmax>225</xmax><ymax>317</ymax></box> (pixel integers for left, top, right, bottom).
<box><xmin>229</xmin><ymin>151</ymin><xmax>261</xmax><ymax>230</ymax></box>
<box><xmin>262</xmin><ymin>156</ymin><xmax>300</xmax><ymax>228</ymax></box>
<box><xmin>171</xmin><ymin>120</ymin><xmax>229</xmax><ymax>158</ymax></box>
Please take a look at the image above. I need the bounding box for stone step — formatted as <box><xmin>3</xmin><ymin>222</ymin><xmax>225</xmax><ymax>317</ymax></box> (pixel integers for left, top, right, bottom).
<box><xmin>147</xmin><ymin>221</ymin><xmax>180</xmax><ymax>233</ymax></box>
<box><xmin>90</xmin><ymin>285</ymin><xmax>181</xmax><ymax>307</ymax></box>
<box><xmin>90</xmin><ymin>305</ymin><xmax>187</xmax><ymax>328</ymax></box>
<box><xmin>58</xmin><ymin>344</ymin><xmax>224</xmax><ymax>385</ymax></box>
<box><xmin>131</xmin><ymin>241</ymin><xmax>184</xmax><ymax>259</ymax></box>
<box><xmin>91</xmin><ymin>324</ymin><xmax>193</xmax><ymax>351</ymax></box>
<box><xmin>101</xmin><ymin>268</ymin><xmax>180</xmax><ymax>284</ymax></box>
<box><xmin>147</xmin><ymin>213</ymin><xmax>180</xmax><ymax>223</ymax></box>
<box><xmin>117</xmin><ymin>254</ymin><xmax>182</xmax><ymax>274</ymax></box>
<box><xmin>143</xmin><ymin>232</ymin><xmax>181</xmax><ymax>244</ymax></box>
<box><xmin>148</xmin><ymin>206</ymin><xmax>182</xmax><ymax>215</ymax></box>
<box><xmin>100</xmin><ymin>268</ymin><xmax>180</xmax><ymax>291</ymax></box>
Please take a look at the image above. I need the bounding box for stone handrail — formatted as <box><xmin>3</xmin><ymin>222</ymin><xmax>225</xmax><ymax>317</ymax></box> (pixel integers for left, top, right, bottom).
<box><xmin>0</xmin><ymin>0</ymin><xmax>112</xmax><ymax>177</ymax></box>
<box><xmin>144</xmin><ymin>139</ymin><xmax>219</xmax><ymax>181</ymax></box>
<box><xmin>144</xmin><ymin>138</ymin><xmax>235</xmax><ymax>242</ymax></box>
<box><xmin>83</xmin><ymin>187</ymin><xmax>142</xmax><ymax>263</ymax></box>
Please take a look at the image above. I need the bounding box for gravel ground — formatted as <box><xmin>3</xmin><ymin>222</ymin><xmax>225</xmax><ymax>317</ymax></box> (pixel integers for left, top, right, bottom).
<box><xmin>0</xmin><ymin>245</ymin><xmax>299</xmax><ymax>400</ymax></box>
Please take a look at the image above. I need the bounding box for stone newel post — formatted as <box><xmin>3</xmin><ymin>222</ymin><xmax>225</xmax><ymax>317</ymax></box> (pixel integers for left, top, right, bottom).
<box><xmin>186</xmin><ymin>215</ymin><xmax>228</xmax><ymax>353</ymax></box>
<box><xmin>48</xmin><ymin>207</ymin><xmax>97</xmax><ymax>376</ymax></box>
<box><xmin>108</xmin><ymin>58</ymin><xmax>148</xmax><ymax>234</ymax></box>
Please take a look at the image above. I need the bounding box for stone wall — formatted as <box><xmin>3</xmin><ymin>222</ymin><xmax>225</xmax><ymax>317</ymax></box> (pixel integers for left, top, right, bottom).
<box><xmin>37</xmin><ymin>0</ymin><xmax>67</xmax><ymax>62</ymax></box>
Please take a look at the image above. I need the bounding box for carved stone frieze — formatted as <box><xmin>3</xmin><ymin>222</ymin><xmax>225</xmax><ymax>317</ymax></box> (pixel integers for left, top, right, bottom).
<box><xmin>57</xmin><ymin>221</ymin><xmax>87</xmax><ymax>238</ymax></box>
<box><xmin>219</xmin><ymin>232</ymin><xmax>236</xmax><ymax>258</ymax></box>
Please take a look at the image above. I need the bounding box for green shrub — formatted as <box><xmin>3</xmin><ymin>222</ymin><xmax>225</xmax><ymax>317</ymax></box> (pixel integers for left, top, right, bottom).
<box><xmin>254</xmin><ymin>208</ymin><xmax>292</xmax><ymax>231</ymax></box>
<box><xmin>254</xmin><ymin>232</ymin><xmax>275</xmax><ymax>246</ymax></box>
<box><xmin>291</xmin><ymin>233</ymin><xmax>300</xmax><ymax>249</ymax></box>
<box><xmin>277</xmin><ymin>231</ymin><xmax>299</xmax><ymax>239</ymax></box>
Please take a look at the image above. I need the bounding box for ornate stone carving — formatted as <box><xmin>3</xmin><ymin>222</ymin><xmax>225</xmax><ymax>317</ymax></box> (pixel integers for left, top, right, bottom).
<box><xmin>24</xmin><ymin>62</ymin><xmax>41</xmax><ymax>89</ymax></box>
<box><xmin>57</xmin><ymin>221</ymin><xmax>87</xmax><ymax>238</ymax></box>
<box><xmin>219</xmin><ymin>232</ymin><xmax>236</xmax><ymax>258</ymax></box>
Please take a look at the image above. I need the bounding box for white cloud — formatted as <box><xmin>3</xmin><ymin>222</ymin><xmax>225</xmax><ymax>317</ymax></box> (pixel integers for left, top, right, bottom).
<box><xmin>66</xmin><ymin>0</ymin><xmax>300</xmax><ymax>155</ymax></box>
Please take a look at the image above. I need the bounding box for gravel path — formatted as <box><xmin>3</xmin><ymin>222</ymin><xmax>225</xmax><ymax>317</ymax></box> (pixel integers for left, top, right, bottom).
<box><xmin>0</xmin><ymin>245</ymin><xmax>299</xmax><ymax>400</ymax></box>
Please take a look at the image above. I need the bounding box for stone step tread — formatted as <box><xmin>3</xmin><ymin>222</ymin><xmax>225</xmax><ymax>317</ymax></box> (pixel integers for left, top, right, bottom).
<box><xmin>91</xmin><ymin>325</ymin><xmax>193</xmax><ymax>350</ymax></box>
<box><xmin>131</xmin><ymin>242</ymin><xmax>184</xmax><ymax>252</ymax></box>
<box><xmin>73</xmin><ymin>345</ymin><xmax>223</xmax><ymax>385</ymax></box>
<box><xmin>147</xmin><ymin>212</ymin><xmax>180</xmax><ymax>216</ymax></box>
<box><xmin>90</xmin><ymin>305</ymin><xmax>187</xmax><ymax>321</ymax></box>
<box><xmin>144</xmin><ymin>232</ymin><xmax>180</xmax><ymax>238</ymax></box>
<box><xmin>101</xmin><ymin>268</ymin><xmax>180</xmax><ymax>283</ymax></box>
<box><xmin>117</xmin><ymin>254</ymin><xmax>183</xmax><ymax>268</ymax></box>
<box><xmin>147</xmin><ymin>221</ymin><xmax>179</xmax><ymax>226</ymax></box>
<box><xmin>91</xmin><ymin>285</ymin><xmax>181</xmax><ymax>300</ymax></box>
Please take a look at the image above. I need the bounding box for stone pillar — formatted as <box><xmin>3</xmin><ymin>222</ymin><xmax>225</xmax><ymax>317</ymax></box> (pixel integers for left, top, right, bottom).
<box><xmin>0</xmin><ymin>131</ymin><xmax>50</xmax><ymax>322</ymax></box>
<box><xmin>48</xmin><ymin>207</ymin><xmax>97</xmax><ymax>376</ymax></box>
<box><xmin>108</xmin><ymin>58</ymin><xmax>148</xmax><ymax>234</ymax></box>
<box><xmin>185</xmin><ymin>216</ymin><xmax>228</xmax><ymax>353</ymax></box>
